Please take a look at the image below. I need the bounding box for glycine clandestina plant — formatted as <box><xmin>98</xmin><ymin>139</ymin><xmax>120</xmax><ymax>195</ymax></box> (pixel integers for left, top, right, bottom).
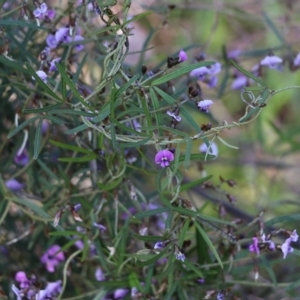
<box><xmin>2</xmin><ymin>0</ymin><xmax>300</xmax><ymax>299</ymax></box>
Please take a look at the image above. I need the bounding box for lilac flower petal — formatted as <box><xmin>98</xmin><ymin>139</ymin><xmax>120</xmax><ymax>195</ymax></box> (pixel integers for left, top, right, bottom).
<box><xmin>93</xmin><ymin>222</ymin><xmax>106</xmax><ymax>232</ymax></box>
<box><xmin>14</xmin><ymin>149</ymin><xmax>29</xmax><ymax>166</ymax></box>
<box><xmin>190</xmin><ymin>66</ymin><xmax>210</xmax><ymax>78</ymax></box>
<box><xmin>231</xmin><ymin>76</ymin><xmax>248</xmax><ymax>90</ymax></box>
<box><xmin>249</xmin><ymin>237</ymin><xmax>260</xmax><ymax>255</ymax></box>
<box><xmin>47</xmin><ymin>10</ymin><xmax>56</xmax><ymax>20</ymax></box>
<box><xmin>5</xmin><ymin>179</ymin><xmax>24</xmax><ymax>191</ymax></box>
<box><xmin>178</xmin><ymin>49</ymin><xmax>188</xmax><ymax>62</ymax></box>
<box><xmin>154</xmin><ymin>241</ymin><xmax>165</xmax><ymax>249</ymax></box>
<box><xmin>95</xmin><ymin>267</ymin><xmax>105</xmax><ymax>281</ymax></box>
<box><xmin>281</xmin><ymin>237</ymin><xmax>293</xmax><ymax>259</ymax></box>
<box><xmin>175</xmin><ymin>251</ymin><xmax>185</xmax><ymax>262</ymax></box>
<box><xmin>290</xmin><ymin>229</ymin><xmax>298</xmax><ymax>242</ymax></box>
<box><xmin>46</xmin><ymin>34</ymin><xmax>57</xmax><ymax>49</ymax></box>
<box><xmin>33</xmin><ymin>70</ymin><xmax>47</xmax><ymax>83</ymax></box>
<box><xmin>199</xmin><ymin>142</ymin><xmax>218</xmax><ymax>158</ymax></box>
<box><xmin>55</xmin><ymin>27</ymin><xmax>69</xmax><ymax>43</ymax></box>
<box><xmin>197</xmin><ymin>99</ymin><xmax>213</xmax><ymax>113</ymax></box>
<box><xmin>293</xmin><ymin>53</ymin><xmax>300</xmax><ymax>67</ymax></box>
<box><xmin>49</xmin><ymin>57</ymin><xmax>61</xmax><ymax>72</ymax></box>
<box><xmin>114</xmin><ymin>288</ymin><xmax>129</xmax><ymax>299</ymax></box>
<box><xmin>260</xmin><ymin>55</ymin><xmax>283</xmax><ymax>68</ymax></box>
<box><xmin>155</xmin><ymin>149</ymin><xmax>174</xmax><ymax>168</ymax></box>
<box><xmin>166</xmin><ymin>111</ymin><xmax>181</xmax><ymax>122</ymax></box>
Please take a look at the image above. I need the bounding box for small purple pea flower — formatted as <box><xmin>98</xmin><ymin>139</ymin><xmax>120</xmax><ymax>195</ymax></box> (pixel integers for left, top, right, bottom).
<box><xmin>166</xmin><ymin>111</ymin><xmax>181</xmax><ymax>122</ymax></box>
<box><xmin>5</xmin><ymin>179</ymin><xmax>24</xmax><ymax>191</ymax></box>
<box><xmin>155</xmin><ymin>149</ymin><xmax>174</xmax><ymax>168</ymax></box>
<box><xmin>197</xmin><ymin>99</ymin><xmax>213</xmax><ymax>113</ymax></box>
<box><xmin>15</xmin><ymin>271</ymin><xmax>30</xmax><ymax>289</ymax></box>
<box><xmin>40</xmin><ymin>245</ymin><xmax>65</xmax><ymax>272</ymax></box>
<box><xmin>178</xmin><ymin>49</ymin><xmax>188</xmax><ymax>62</ymax></box>
<box><xmin>199</xmin><ymin>142</ymin><xmax>218</xmax><ymax>158</ymax></box>
<box><xmin>249</xmin><ymin>237</ymin><xmax>260</xmax><ymax>255</ymax></box>
<box><xmin>95</xmin><ymin>267</ymin><xmax>105</xmax><ymax>281</ymax></box>
<box><xmin>260</xmin><ymin>54</ymin><xmax>283</xmax><ymax>69</ymax></box>
<box><xmin>281</xmin><ymin>237</ymin><xmax>294</xmax><ymax>259</ymax></box>
<box><xmin>14</xmin><ymin>148</ymin><xmax>29</xmax><ymax>166</ymax></box>
<box><xmin>34</xmin><ymin>70</ymin><xmax>47</xmax><ymax>83</ymax></box>
<box><xmin>33</xmin><ymin>3</ymin><xmax>56</xmax><ymax>20</ymax></box>
<box><xmin>49</xmin><ymin>57</ymin><xmax>61</xmax><ymax>72</ymax></box>
<box><xmin>175</xmin><ymin>251</ymin><xmax>186</xmax><ymax>262</ymax></box>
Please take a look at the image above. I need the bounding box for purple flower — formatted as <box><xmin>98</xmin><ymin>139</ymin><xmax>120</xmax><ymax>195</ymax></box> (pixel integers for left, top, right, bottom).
<box><xmin>49</xmin><ymin>57</ymin><xmax>61</xmax><ymax>72</ymax></box>
<box><xmin>46</xmin><ymin>34</ymin><xmax>58</xmax><ymax>49</ymax></box>
<box><xmin>114</xmin><ymin>288</ymin><xmax>129</xmax><ymax>299</ymax></box>
<box><xmin>33</xmin><ymin>70</ymin><xmax>47</xmax><ymax>83</ymax></box>
<box><xmin>154</xmin><ymin>149</ymin><xmax>174</xmax><ymax>168</ymax></box>
<box><xmin>249</xmin><ymin>237</ymin><xmax>260</xmax><ymax>255</ymax></box>
<box><xmin>93</xmin><ymin>222</ymin><xmax>107</xmax><ymax>232</ymax></box>
<box><xmin>14</xmin><ymin>148</ymin><xmax>29</xmax><ymax>166</ymax></box>
<box><xmin>175</xmin><ymin>251</ymin><xmax>186</xmax><ymax>262</ymax></box>
<box><xmin>154</xmin><ymin>241</ymin><xmax>165</xmax><ymax>249</ymax></box>
<box><xmin>95</xmin><ymin>267</ymin><xmax>105</xmax><ymax>281</ymax></box>
<box><xmin>260</xmin><ymin>55</ymin><xmax>283</xmax><ymax>69</ymax></box>
<box><xmin>55</xmin><ymin>27</ymin><xmax>69</xmax><ymax>44</ymax></box>
<box><xmin>41</xmin><ymin>245</ymin><xmax>65</xmax><ymax>272</ymax></box>
<box><xmin>35</xmin><ymin>280</ymin><xmax>62</xmax><ymax>300</ymax></box>
<box><xmin>290</xmin><ymin>229</ymin><xmax>298</xmax><ymax>242</ymax></box>
<box><xmin>15</xmin><ymin>271</ymin><xmax>30</xmax><ymax>289</ymax></box>
<box><xmin>293</xmin><ymin>53</ymin><xmax>300</xmax><ymax>67</ymax></box>
<box><xmin>178</xmin><ymin>49</ymin><xmax>188</xmax><ymax>62</ymax></box>
<box><xmin>166</xmin><ymin>111</ymin><xmax>181</xmax><ymax>122</ymax></box>
<box><xmin>197</xmin><ymin>99</ymin><xmax>213</xmax><ymax>113</ymax></box>
<box><xmin>5</xmin><ymin>179</ymin><xmax>24</xmax><ymax>191</ymax></box>
<box><xmin>12</xmin><ymin>285</ymin><xmax>22</xmax><ymax>300</ymax></box>
<box><xmin>281</xmin><ymin>237</ymin><xmax>294</xmax><ymax>259</ymax></box>
<box><xmin>190</xmin><ymin>62</ymin><xmax>221</xmax><ymax>88</ymax></box>
<box><xmin>33</xmin><ymin>3</ymin><xmax>56</xmax><ymax>20</ymax></box>
<box><xmin>231</xmin><ymin>74</ymin><xmax>248</xmax><ymax>90</ymax></box>
<box><xmin>197</xmin><ymin>278</ymin><xmax>205</xmax><ymax>284</ymax></box>
<box><xmin>190</xmin><ymin>66</ymin><xmax>210</xmax><ymax>79</ymax></box>
<box><xmin>199</xmin><ymin>142</ymin><xmax>218</xmax><ymax>158</ymax></box>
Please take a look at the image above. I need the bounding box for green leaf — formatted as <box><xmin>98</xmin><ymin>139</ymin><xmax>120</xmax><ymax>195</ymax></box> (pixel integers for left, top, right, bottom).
<box><xmin>97</xmin><ymin>177</ymin><xmax>123</xmax><ymax>192</ymax></box>
<box><xmin>151</xmin><ymin>61</ymin><xmax>216</xmax><ymax>85</ymax></box>
<box><xmin>49</xmin><ymin>139</ymin><xmax>92</xmax><ymax>154</ymax></box>
<box><xmin>25</xmin><ymin>63</ymin><xmax>62</xmax><ymax>102</ymax></box>
<box><xmin>153</xmin><ymin>87</ymin><xmax>176</xmax><ymax>104</ymax></box>
<box><xmin>135</xmin><ymin>246</ymin><xmax>169</xmax><ymax>267</ymax></box>
<box><xmin>132</xmin><ymin>233</ymin><xmax>163</xmax><ymax>242</ymax></box>
<box><xmin>194</xmin><ymin>222</ymin><xmax>223</xmax><ymax>268</ymax></box>
<box><xmin>12</xmin><ymin>197</ymin><xmax>51</xmax><ymax>220</ymax></box>
<box><xmin>180</xmin><ymin>175</ymin><xmax>213</xmax><ymax>192</ymax></box>
<box><xmin>55</xmin><ymin>61</ymin><xmax>91</xmax><ymax>109</ymax></box>
<box><xmin>265</xmin><ymin>214</ymin><xmax>300</xmax><ymax>227</ymax></box>
<box><xmin>260</xmin><ymin>256</ymin><xmax>277</xmax><ymax>287</ymax></box>
<box><xmin>23</xmin><ymin>103</ymin><xmax>63</xmax><ymax>114</ymax></box>
<box><xmin>184</xmin><ymin>259</ymin><xmax>204</xmax><ymax>278</ymax></box>
<box><xmin>217</xmin><ymin>136</ymin><xmax>239</xmax><ymax>149</ymax></box>
<box><xmin>0</xmin><ymin>56</ymin><xmax>30</xmax><ymax>74</ymax></box>
<box><xmin>49</xmin><ymin>230</ymin><xmax>85</xmax><ymax>237</ymax></box>
<box><xmin>37</xmin><ymin>159</ymin><xmax>60</xmax><ymax>181</ymax></box>
<box><xmin>134</xmin><ymin>207</ymin><xmax>171</xmax><ymax>219</ymax></box>
<box><xmin>184</xmin><ymin>138</ymin><xmax>192</xmax><ymax>169</ymax></box>
<box><xmin>149</xmin><ymin>87</ymin><xmax>163</xmax><ymax>136</ymax></box>
<box><xmin>33</xmin><ymin>118</ymin><xmax>43</xmax><ymax>159</ymax></box>
<box><xmin>178</xmin><ymin>153</ymin><xmax>214</xmax><ymax>162</ymax></box>
<box><xmin>123</xmin><ymin>11</ymin><xmax>152</xmax><ymax>26</ymax></box>
<box><xmin>230</xmin><ymin>59</ymin><xmax>266</xmax><ymax>86</ymax></box>
<box><xmin>81</xmin><ymin>236</ymin><xmax>89</xmax><ymax>262</ymax></box>
<box><xmin>7</xmin><ymin>116</ymin><xmax>39</xmax><ymax>138</ymax></box>
<box><xmin>0</xmin><ymin>19</ymin><xmax>48</xmax><ymax>30</ymax></box>
<box><xmin>153</xmin><ymin>259</ymin><xmax>175</xmax><ymax>280</ymax></box>
<box><xmin>180</xmin><ymin>106</ymin><xmax>201</xmax><ymax>132</ymax></box>
<box><xmin>58</xmin><ymin>153</ymin><xmax>98</xmax><ymax>163</ymax></box>
<box><xmin>115</xmin><ymin>75</ymin><xmax>140</xmax><ymax>99</ymax></box>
